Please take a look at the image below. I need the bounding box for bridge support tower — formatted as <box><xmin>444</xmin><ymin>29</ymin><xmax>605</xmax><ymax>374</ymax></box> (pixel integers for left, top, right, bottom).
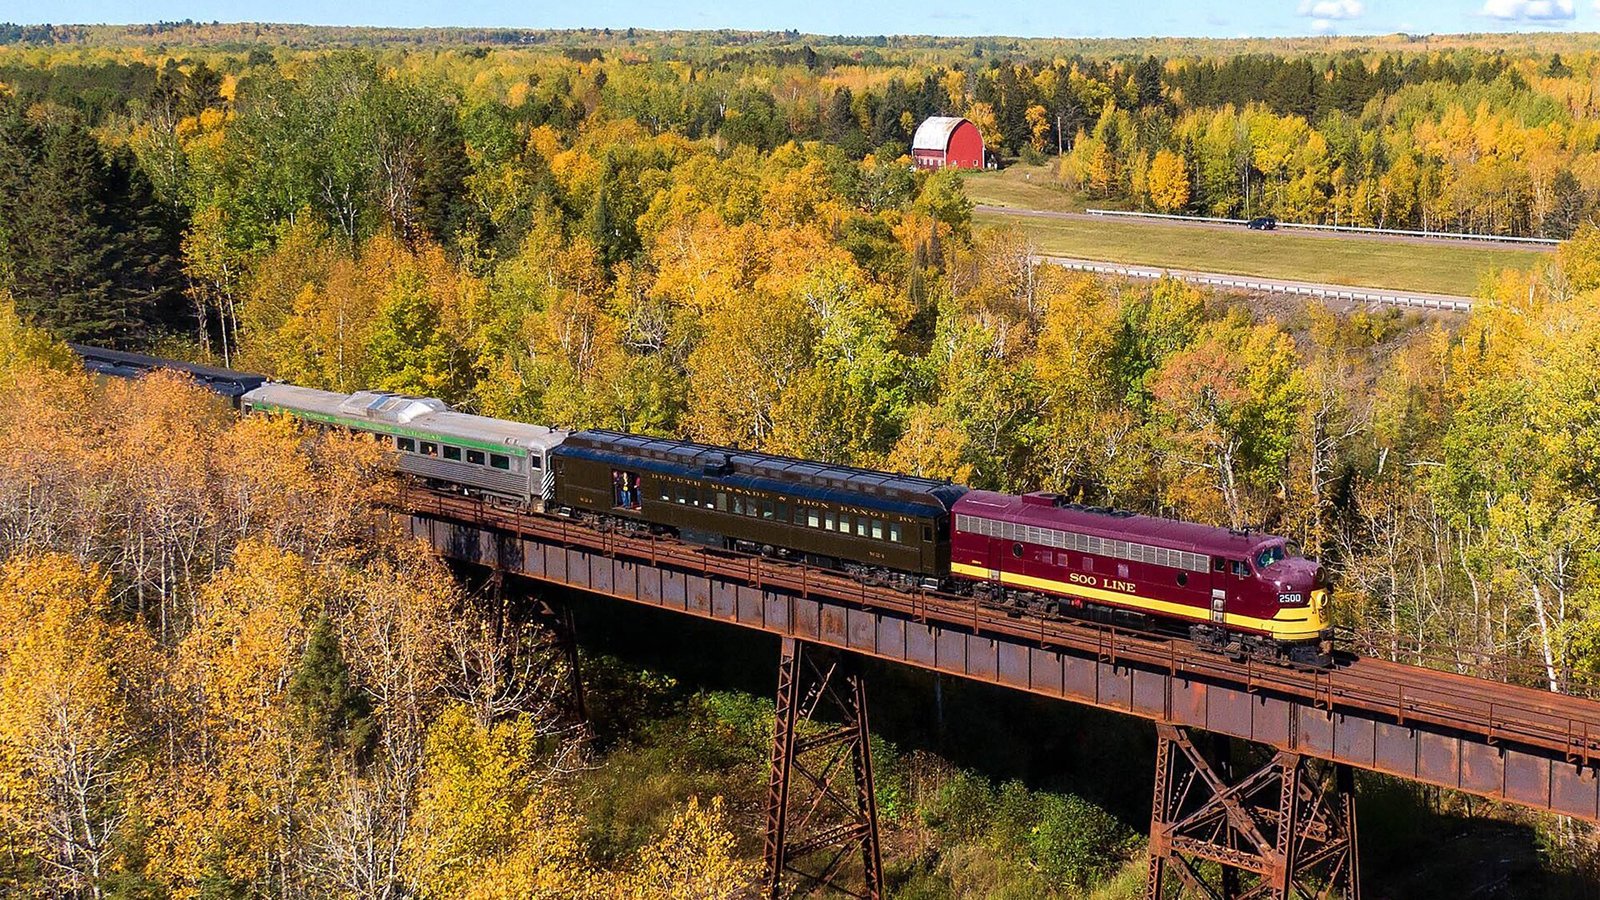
<box><xmin>763</xmin><ymin>638</ymin><xmax>883</xmax><ymax>900</ymax></box>
<box><xmin>1146</xmin><ymin>724</ymin><xmax>1360</xmax><ymax>900</ymax></box>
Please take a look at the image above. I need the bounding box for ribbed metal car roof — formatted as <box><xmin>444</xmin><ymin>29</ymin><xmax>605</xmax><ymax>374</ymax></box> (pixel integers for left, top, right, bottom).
<box><xmin>242</xmin><ymin>383</ymin><xmax>569</xmax><ymax>454</ymax></box>
<box><xmin>955</xmin><ymin>490</ymin><xmax>1278</xmax><ymax>557</ymax></box>
<box><xmin>70</xmin><ymin>343</ymin><xmax>268</xmax><ymax>397</ymax></box>
<box><xmin>559</xmin><ymin>430</ymin><xmax>967</xmax><ymax>515</ymax></box>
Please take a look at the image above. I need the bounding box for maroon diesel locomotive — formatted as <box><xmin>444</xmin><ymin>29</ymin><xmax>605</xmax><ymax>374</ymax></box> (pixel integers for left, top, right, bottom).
<box><xmin>950</xmin><ymin>491</ymin><xmax>1332</xmax><ymax>665</ymax></box>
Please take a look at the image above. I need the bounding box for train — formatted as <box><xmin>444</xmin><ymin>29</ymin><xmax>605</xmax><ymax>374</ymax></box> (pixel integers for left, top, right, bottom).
<box><xmin>65</xmin><ymin>348</ymin><xmax>1332</xmax><ymax>666</ymax></box>
<box><xmin>236</xmin><ymin>382</ymin><xmax>1333</xmax><ymax>667</ymax></box>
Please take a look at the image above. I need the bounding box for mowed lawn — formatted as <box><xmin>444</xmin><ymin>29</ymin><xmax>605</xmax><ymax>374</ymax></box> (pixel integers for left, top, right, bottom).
<box><xmin>958</xmin><ymin>163</ymin><xmax>1084</xmax><ymax>212</ymax></box>
<box><xmin>961</xmin><ymin>170</ymin><xmax>1549</xmax><ymax>297</ymax></box>
<box><xmin>975</xmin><ymin>209</ymin><xmax>1550</xmax><ymax>296</ymax></box>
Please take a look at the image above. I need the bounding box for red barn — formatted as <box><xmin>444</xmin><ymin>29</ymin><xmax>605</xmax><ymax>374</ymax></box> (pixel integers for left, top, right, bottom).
<box><xmin>911</xmin><ymin>116</ymin><xmax>986</xmax><ymax>170</ymax></box>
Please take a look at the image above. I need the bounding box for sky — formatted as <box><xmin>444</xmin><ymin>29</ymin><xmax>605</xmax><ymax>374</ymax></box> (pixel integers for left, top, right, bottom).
<box><xmin>7</xmin><ymin>0</ymin><xmax>1600</xmax><ymax>39</ymax></box>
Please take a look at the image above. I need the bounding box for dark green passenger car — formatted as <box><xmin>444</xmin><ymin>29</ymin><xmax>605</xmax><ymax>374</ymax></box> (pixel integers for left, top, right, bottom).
<box><xmin>550</xmin><ymin>431</ymin><xmax>968</xmax><ymax>582</ymax></box>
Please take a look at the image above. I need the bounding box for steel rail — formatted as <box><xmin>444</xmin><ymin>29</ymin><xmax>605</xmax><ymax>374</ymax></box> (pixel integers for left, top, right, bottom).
<box><xmin>397</xmin><ymin>486</ymin><xmax>1600</xmax><ymax>766</ymax></box>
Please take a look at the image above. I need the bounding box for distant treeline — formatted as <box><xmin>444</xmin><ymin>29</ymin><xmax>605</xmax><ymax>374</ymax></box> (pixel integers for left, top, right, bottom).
<box><xmin>2</xmin><ymin>39</ymin><xmax>1599</xmax><ymax>357</ymax></box>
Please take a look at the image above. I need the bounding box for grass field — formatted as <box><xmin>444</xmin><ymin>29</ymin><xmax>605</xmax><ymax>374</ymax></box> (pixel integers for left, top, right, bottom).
<box><xmin>973</xmin><ymin>207</ymin><xmax>1548</xmax><ymax>297</ymax></box>
<box><xmin>959</xmin><ymin>164</ymin><xmax>1550</xmax><ymax>296</ymax></box>
<box><xmin>958</xmin><ymin>163</ymin><xmax>1084</xmax><ymax>212</ymax></box>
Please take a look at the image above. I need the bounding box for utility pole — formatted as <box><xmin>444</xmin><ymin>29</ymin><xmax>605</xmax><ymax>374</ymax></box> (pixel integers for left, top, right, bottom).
<box><xmin>1056</xmin><ymin>113</ymin><xmax>1063</xmax><ymax>156</ymax></box>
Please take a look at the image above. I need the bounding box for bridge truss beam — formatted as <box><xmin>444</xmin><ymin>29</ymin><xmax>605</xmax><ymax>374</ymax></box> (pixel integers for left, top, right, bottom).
<box><xmin>763</xmin><ymin>638</ymin><xmax>883</xmax><ymax>900</ymax></box>
<box><xmin>1147</xmin><ymin>724</ymin><xmax>1360</xmax><ymax>900</ymax></box>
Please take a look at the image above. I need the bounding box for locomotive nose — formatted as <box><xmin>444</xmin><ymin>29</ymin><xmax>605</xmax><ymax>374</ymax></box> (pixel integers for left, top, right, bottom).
<box><xmin>1273</xmin><ymin>557</ymin><xmax>1321</xmax><ymax>590</ymax></box>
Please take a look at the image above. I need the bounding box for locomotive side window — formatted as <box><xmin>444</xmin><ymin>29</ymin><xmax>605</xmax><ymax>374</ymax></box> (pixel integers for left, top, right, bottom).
<box><xmin>1230</xmin><ymin>560</ymin><xmax>1249</xmax><ymax>577</ymax></box>
<box><xmin>1177</xmin><ymin>572</ymin><xmax>1188</xmax><ymax>586</ymax></box>
<box><xmin>1213</xmin><ymin>557</ymin><xmax>1226</xmax><ymax>573</ymax></box>
<box><xmin>1012</xmin><ymin>542</ymin><xmax>1024</xmax><ymax>558</ymax></box>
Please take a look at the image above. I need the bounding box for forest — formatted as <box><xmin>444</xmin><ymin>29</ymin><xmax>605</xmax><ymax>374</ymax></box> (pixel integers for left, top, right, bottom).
<box><xmin>3</xmin><ymin>25</ymin><xmax>1600</xmax><ymax>897</ymax></box>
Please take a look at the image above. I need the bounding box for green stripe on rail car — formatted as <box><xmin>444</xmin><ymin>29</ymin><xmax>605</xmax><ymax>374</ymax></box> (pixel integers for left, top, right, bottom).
<box><xmin>248</xmin><ymin>403</ymin><xmax>529</xmax><ymax>457</ymax></box>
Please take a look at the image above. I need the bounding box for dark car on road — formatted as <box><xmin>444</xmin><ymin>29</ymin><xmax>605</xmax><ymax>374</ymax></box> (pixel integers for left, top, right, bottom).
<box><xmin>1246</xmin><ymin>215</ymin><xmax>1278</xmax><ymax>230</ymax></box>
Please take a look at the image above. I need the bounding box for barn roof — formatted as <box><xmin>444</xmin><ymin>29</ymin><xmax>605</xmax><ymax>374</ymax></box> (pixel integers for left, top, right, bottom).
<box><xmin>911</xmin><ymin>116</ymin><xmax>971</xmax><ymax>152</ymax></box>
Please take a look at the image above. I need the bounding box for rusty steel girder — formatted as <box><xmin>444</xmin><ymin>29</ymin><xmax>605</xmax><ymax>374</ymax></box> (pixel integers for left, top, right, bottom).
<box><xmin>1147</xmin><ymin>724</ymin><xmax>1360</xmax><ymax>900</ymax></box>
<box><xmin>404</xmin><ymin>504</ymin><xmax>1600</xmax><ymax>823</ymax></box>
<box><xmin>763</xmin><ymin>638</ymin><xmax>883</xmax><ymax>900</ymax></box>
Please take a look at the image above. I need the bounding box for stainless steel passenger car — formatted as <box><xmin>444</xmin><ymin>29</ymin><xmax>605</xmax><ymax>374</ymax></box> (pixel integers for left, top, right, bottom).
<box><xmin>241</xmin><ymin>384</ymin><xmax>569</xmax><ymax>509</ymax></box>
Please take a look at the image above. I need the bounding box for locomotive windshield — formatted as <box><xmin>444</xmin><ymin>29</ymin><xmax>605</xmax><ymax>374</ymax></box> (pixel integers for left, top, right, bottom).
<box><xmin>1255</xmin><ymin>544</ymin><xmax>1286</xmax><ymax>569</ymax></box>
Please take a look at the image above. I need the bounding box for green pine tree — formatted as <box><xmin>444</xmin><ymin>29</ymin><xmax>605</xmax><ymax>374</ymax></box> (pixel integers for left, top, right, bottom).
<box><xmin>288</xmin><ymin>616</ymin><xmax>377</xmax><ymax>762</ymax></box>
<box><xmin>0</xmin><ymin>101</ymin><xmax>184</xmax><ymax>346</ymax></box>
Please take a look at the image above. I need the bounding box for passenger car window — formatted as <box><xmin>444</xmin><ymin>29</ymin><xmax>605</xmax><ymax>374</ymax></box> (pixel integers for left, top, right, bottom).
<box><xmin>420</xmin><ymin>442</ymin><xmax>437</xmax><ymax>457</ymax></box>
<box><xmin>444</xmin><ymin>446</ymin><xmax>462</xmax><ymax>461</ymax></box>
<box><xmin>529</xmin><ymin>455</ymin><xmax>541</xmax><ymax>470</ymax></box>
<box><xmin>889</xmin><ymin>523</ymin><xmax>901</xmax><ymax>542</ymax></box>
<box><xmin>807</xmin><ymin>509</ymin><xmax>821</xmax><ymax>528</ymax></box>
<box><xmin>397</xmin><ymin>437</ymin><xmax>415</xmax><ymax>452</ymax></box>
<box><xmin>872</xmin><ymin>520</ymin><xmax>883</xmax><ymax>540</ymax></box>
<box><xmin>825</xmin><ymin>511</ymin><xmax>836</xmax><ymax>531</ymax></box>
<box><xmin>855</xmin><ymin>517</ymin><xmax>867</xmax><ymax>537</ymax></box>
<box><xmin>467</xmin><ymin>449</ymin><xmax>486</xmax><ymax>465</ymax></box>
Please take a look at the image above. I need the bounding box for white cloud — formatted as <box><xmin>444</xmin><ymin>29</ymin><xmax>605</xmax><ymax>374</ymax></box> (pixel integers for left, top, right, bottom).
<box><xmin>1481</xmin><ymin>0</ymin><xmax>1575</xmax><ymax>20</ymax></box>
<box><xmin>1297</xmin><ymin>0</ymin><xmax>1364</xmax><ymax>19</ymax></box>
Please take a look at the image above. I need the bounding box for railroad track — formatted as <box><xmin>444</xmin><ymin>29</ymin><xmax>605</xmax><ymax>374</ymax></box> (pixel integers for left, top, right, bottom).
<box><xmin>398</xmin><ymin>486</ymin><xmax>1600</xmax><ymax>766</ymax></box>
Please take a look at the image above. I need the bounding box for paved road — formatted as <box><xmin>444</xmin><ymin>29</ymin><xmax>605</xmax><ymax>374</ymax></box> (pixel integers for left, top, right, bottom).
<box><xmin>978</xmin><ymin>204</ymin><xmax>1554</xmax><ymax>252</ymax></box>
<box><xmin>1036</xmin><ymin>255</ymin><xmax>1473</xmax><ymax>312</ymax></box>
